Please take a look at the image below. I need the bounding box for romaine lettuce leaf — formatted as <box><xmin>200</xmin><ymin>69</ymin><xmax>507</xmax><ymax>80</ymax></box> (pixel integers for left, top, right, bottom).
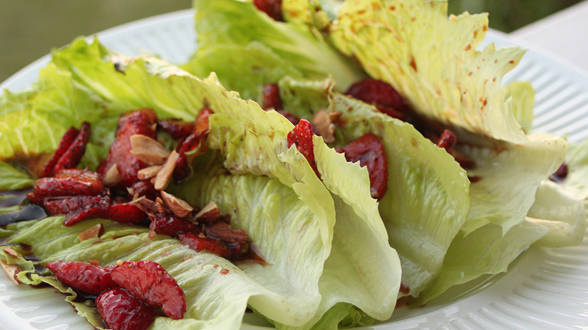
<box><xmin>329</xmin><ymin>0</ymin><xmax>526</xmax><ymax>143</ymax></box>
<box><xmin>526</xmin><ymin>180</ymin><xmax>586</xmax><ymax>247</ymax></box>
<box><xmin>16</xmin><ymin>38</ymin><xmax>402</xmax><ymax>328</ymax></box>
<box><xmin>182</xmin><ymin>42</ymin><xmax>303</xmax><ymax>102</ymax></box>
<box><xmin>0</xmin><ymin>162</ymin><xmax>33</xmax><ymax>191</ymax></box>
<box><xmin>418</xmin><ymin>220</ymin><xmax>548</xmax><ymax>304</ymax></box>
<box><xmin>330</xmin><ymin>94</ymin><xmax>469</xmax><ymax>297</ymax></box>
<box><xmin>506</xmin><ymin>81</ymin><xmax>534</xmax><ymax>133</ymax></box>
<box><xmin>2</xmin><ymin>217</ymin><xmax>326</xmax><ymax>329</ymax></box>
<box><xmin>193</xmin><ymin>0</ymin><xmax>365</xmax><ymax>91</ymax></box>
<box><xmin>564</xmin><ymin>139</ymin><xmax>588</xmax><ymax>196</ymax></box>
<box><xmin>459</xmin><ymin>134</ymin><xmax>567</xmax><ymax>234</ymax></box>
<box><xmin>329</xmin><ymin>0</ymin><xmax>566</xmax><ymax>234</ymax></box>
<box><xmin>0</xmin><ymin>63</ymin><xmax>107</xmax><ymax>160</ymax></box>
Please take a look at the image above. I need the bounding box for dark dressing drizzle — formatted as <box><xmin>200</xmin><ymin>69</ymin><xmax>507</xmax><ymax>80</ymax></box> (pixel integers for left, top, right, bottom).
<box><xmin>0</xmin><ymin>189</ymin><xmax>48</xmax><ymax>226</ymax></box>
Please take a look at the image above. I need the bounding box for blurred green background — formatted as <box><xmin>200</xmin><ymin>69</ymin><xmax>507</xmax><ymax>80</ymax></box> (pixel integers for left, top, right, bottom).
<box><xmin>0</xmin><ymin>0</ymin><xmax>582</xmax><ymax>82</ymax></box>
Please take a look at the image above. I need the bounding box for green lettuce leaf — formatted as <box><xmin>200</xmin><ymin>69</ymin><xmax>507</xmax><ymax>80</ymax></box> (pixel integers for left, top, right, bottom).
<box><xmin>330</xmin><ymin>94</ymin><xmax>469</xmax><ymax>297</ymax></box>
<box><xmin>2</xmin><ymin>217</ymin><xmax>329</xmax><ymax>329</ymax></box>
<box><xmin>0</xmin><ymin>162</ymin><xmax>33</xmax><ymax>191</ymax></box>
<box><xmin>505</xmin><ymin>81</ymin><xmax>534</xmax><ymax>133</ymax></box>
<box><xmin>182</xmin><ymin>42</ymin><xmax>303</xmax><ymax>102</ymax></box>
<box><xmin>193</xmin><ymin>0</ymin><xmax>365</xmax><ymax>91</ymax></box>
<box><xmin>418</xmin><ymin>220</ymin><xmax>548</xmax><ymax>303</ymax></box>
<box><xmin>0</xmin><ymin>63</ymin><xmax>107</xmax><ymax>160</ymax></box>
<box><xmin>330</xmin><ymin>0</ymin><xmax>526</xmax><ymax>143</ymax></box>
<box><xmin>526</xmin><ymin>180</ymin><xmax>586</xmax><ymax>247</ymax></box>
<box><xmin>564</xmin><ymin>139</ymin><xmax>588</xmax><ymax>196</ymax></box>
<box><xmin>22</xmin><ymin>38</ymin><xmax>401</xmax><ymax>327</ymax></box>
<box><xmin>329</xmin><ymin>0</ymin><xmax>566</xmax><ymax>233</ymax></box>
<box><xmin>459</xmin><ymin>134</ymin><xmax>567</xmax><ymax>234</ymax></box>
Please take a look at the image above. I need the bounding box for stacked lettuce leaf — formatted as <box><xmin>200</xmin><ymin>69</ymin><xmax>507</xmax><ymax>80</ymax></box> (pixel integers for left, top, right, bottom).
<box><xmin>183</xmin><ymin>0</ymin><xmax>587</xmax><ymax>309</ymax></box>
<box><xmin>0</xmin><ymin>38</ymin><xmax>400</xmax><ymax>329</ymax></box>
<box><xmin>0</xmin><ymin>0</ymin><xmax>587</xmax><ymax>329</ymax></box>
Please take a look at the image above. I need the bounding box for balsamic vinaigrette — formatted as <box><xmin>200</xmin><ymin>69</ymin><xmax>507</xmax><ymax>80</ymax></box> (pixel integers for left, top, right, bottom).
<box><xmin>0</xmin><ymin>189</ymin><xmax>48</xmax><ymax>226</ymax></box>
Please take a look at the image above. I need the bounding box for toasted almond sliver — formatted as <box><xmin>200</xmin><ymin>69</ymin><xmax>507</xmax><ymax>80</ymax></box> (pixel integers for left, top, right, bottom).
<box><xmin>138</xmin><ymin>165</ymin><xmax>163</xmax><ymax>180</ymax></box>
<box><xmin>154</xmin><ymin>151</ymin><xmax>179</xmax><ymax>191</ymax></box>
<box><xmin>327</xmin><ymin>111</ymin><xmax>342</xmax><ymax>124</ymax></box>
<box><xmin>0</xmin><ymin>261</ymin><xmax>20</xmax><ymax>285</ymax></box>
<box><xmin>131</xmin><ymin>196</ymin><xmax>158</xmax><ymax>213</ymax></box>
<box><xmin>194</xmin><ymin>201</ymin><xmax>220</xmax><ymax>223</ymax></box>
<box><xmin>161</xmin><ymin>191</ymin><xmax>194</xmax><ymax>218</ymax></box>
<box><xmin>130</xmin><ymin>134</ymin><xmax>170</xmax><ymax>165</ymax></box>
<box><xmin>2</xmin><ymin>247</ymin><xmax>19</xmax><ymax>258</ymax></box>
<box><xmin>102</xmin><ymin>164</ymin><xmax>121</xmax><ymax>186</ymax></box>
<box><xmin>312</xmin><ymin>110</ymin><xmax>335</xmax><ymax>143</ymax></box>
<box><xmin>79</xmin><ymin>224</ymin><xmax>104</xmax><ymax>241</ymax></box>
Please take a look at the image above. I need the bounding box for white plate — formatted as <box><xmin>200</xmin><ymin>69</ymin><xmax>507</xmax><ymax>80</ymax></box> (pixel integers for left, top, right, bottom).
<box><xmin>1</xmin><ymin>9</ymin><xmax>588</xmax><ymax>330</ymax></box>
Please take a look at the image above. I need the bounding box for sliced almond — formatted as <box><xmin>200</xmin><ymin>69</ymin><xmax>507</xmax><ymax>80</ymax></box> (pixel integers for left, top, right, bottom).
<box><xmin>161</xmin><ymin>191</ymin><xmax>193</xmax><ymax>218</ymax></box>
<box><xmin>131</xmin><ymin>196</ymin><xmax>158</xmax><ymax>214</ymax></box>
<box><xmin>327</xmin><ymin>111</ymin><xmax>342</xmax><ymax>124</ymax></box>
<box><xmin>312</xmin><ymin>110</ymin><xmax>335</xmax><ymax>143</ymax></box>
<box><xmin>79</xmin><ymin>224</ymin><xmax>104</xmax><ymax>241</ymax></box>
<box><xmin>102</xmin><ymin>164</ymin><xmax>121</xmax><ymax>186</ymax></box>
<box><xmin>154</xmin><ymin>150</ymin><xmax>179</xmax><ymax>191</ymax></box>
<box><xmin>138</xmin><ymin>165</ymin><xmax>162</xmax><ymax>180</ymax></box>
<box><xmin>2</xmin><ymin>247</ymin><xmax>19</xmax><ymax>258</ymax></box>
<box><xmin>130</xmin><ymin>134</ymin><xmax>170</xmax><ymax>165</ymax></box>
<box><xmin>0</xmin><ymin>261</ymin><xmax>20</xmax><ymax>285</ymax></box>
<box><xmin>194</xmin><ymin>201</ymin><xmax>220</xmax><ymax>223</ymax></box>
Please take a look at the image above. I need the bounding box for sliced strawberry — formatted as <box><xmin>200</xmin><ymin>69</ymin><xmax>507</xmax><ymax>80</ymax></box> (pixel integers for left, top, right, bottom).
<box><xmin>253</xmin><ymin>0</ymin><xmax>283</xmax><ymax>21</ymax></box>
<box><xmin>148</xmin><ymin>213</ymin><xmax>196</xmax><ymax>236</ymax></box>
<box><xmin>194</xmin><ymin>107</ymin><xmax>213</xmax><ymax>135</ymax></box>
<box><xmin>44</xmin><ymin>195</ymin><xmax>110</xmax><ymax>216</ymax></box>
<box><xmin>339</xmin><ymin>133</ymin><xmax>388</xmax><ymax>200</ymax></box>
<box><xmin>262</xmin><ymin>83</ymin><xmax>283</xmax><ymax>110</ymax></box>
<box><xmin>157</xmin><ymin>118</ymin><xmax>195</xmax><ymax>140</ymax></box>
<box><xmin>346</xmin><ymin>78</ymin><xmax>408</xmax><ymax>119</ymax></box>
<box><xmin>436</xmin><ymin>129</ymin><xmax>457</xmax><ymax>152</ymax></box>
<box><xmin>52</xmin><ymin>122</ymin><xmax>91</xmax><ymax>174</ymax></box>
<box><xmin>277</xmin><ymin>110</ymin><xmax>300</xmax><ymax>125</ymax></box>
<box><xmin>174</xmin><ymin>132</ymin><xmax>206</xmax><ymax>182</ymax></box>
<box><xmin>129</xmin><ymin>180</ymin><xmax>157</xmax><ymax>199</ymax></box>
<box><xmin>28</xmin><ymin>169</ymin><xmax>104</xmax><ymax>202</ymax></box>
<box><xmin>99</xmin><ymin>109</ymin><xmax>158</xmax><ymax>187</ymax></box>
<box><xmin>96</xmin><ymin>288</ymin><xmax>155</xmax><ymax>330</ymax></box>
<box><xmin>111</xmin><ymin>260</ymin><xmax>186</xmax><ymax>320</ymax></box>
<box><xmin>45</xmin><ymin>261</ymin><xmax>116</xmax><ymax>295</ymax></box>
<box><xmin>108</xmin><ymin>203</ymin><xmax>147</xmax><ymax>224</ymax></box>
<box><xmin>40</xmin><ymin>127</ymin><xmax>80</xmax><ymax>178</ymax></box>
<box><xmin>204</xmin><ymin>222</ymin><xmax>249</xmax><ymax>245</ymax></box>
<box><xmin>287</xmin><ymin>119</ymin><xmax>319</xmax><ymax>177</ymax></box>
<box><xmin>178</xmin><ymin>232</ymin><xmax>231</xmax><ymax>259</ymax></box>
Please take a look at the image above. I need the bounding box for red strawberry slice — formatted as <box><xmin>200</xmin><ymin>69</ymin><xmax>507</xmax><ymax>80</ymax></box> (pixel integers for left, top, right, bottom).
<box><xmin>52</xmin><ymin>122</ymin><xmax>91</xmax><ymax>174</ymax></box>
<box><xmin>339</xmin><ymin>133</ymin><xmax>388</xmax><ymax>200</ymax></box>
<box><xmin>148</xmin><ymin>213</ymin><xmax>196</xmax><ymax>236</ymax></box>
<box><xmin>96</xmin><ymin>288</ymin><xmax>155</xmax><ymax>330</ymax></box>
<box><xmin>157</xmin><ymin>118</ymin><xmax>195</xmax><ymax>140</ymax></box>
<box><xmin>262</xmin><ymin>83</ymin><xmax>283</xmax><ymax>110</ymax></box>
<box><xmin>28</xmin><ymin>169</ymin><xmax>104</xmax><ymax>203</ymax></box>
<box><xmin>107</xmin><ymin>203</ymin><xmax>147</xmax><ymax>224</ymax></box>
<box><xmin>45</xmin><ymin>261</ymin><xmax>116</xmax><ymax>295</ymax></box>
<box><xmin>346</xmin><ymin>78</ymin><xmax>408</xmax><ymax>119</ymax></box>
<box><xmin>111</xmin><ymin>260</ymin><xmax>186</xmax><ymax>320</ymax></box>
<box><xmin>98</xmin><ymin>109</ymin><xmax>158</xmax><ymax>187</ymax></box>
<box><xmin>253</xmin><ymin>0</ymin><xmax>283</xmax><ymax>21</ymax></box>
<box><xmin>179</xmin><ymin>232</ymin><xmax>232</xmax><ymax>259</ymax></box>
<box><xmin>287</xmin><ymin>119</ymin><xmax>319</xmax><ymax>177</ymax></box>
<box><xmin>40</xmin><ymin>127</ymin><xmax>80</xmax><ymax>178</ymax></box>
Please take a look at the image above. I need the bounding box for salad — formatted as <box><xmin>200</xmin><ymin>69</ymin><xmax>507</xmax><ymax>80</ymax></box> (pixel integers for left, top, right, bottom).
<box><xmin>0</xmin><ymin>0</ymin><xmax>587</xmax><ymax>329</ymax></box>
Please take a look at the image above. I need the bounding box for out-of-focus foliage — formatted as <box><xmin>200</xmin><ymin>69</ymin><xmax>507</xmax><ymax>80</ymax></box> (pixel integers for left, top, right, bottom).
<box><xmin>449</xmin><ymin>0</ymin><xmax>581</xmax><ymax>32</ymax></box>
